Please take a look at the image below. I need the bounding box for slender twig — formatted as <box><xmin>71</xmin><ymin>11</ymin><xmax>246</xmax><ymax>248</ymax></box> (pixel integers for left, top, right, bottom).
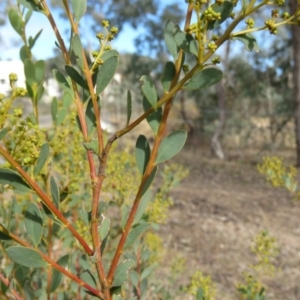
<box><xmin>107</xmin><ymin>2</ymin><xmax>193</xmax><ymax>285</ymax></box>
<box><xmin>0</xmin><ymin>273</ymin><xmax>23</xmax><ymax>300</ymax></box>
<box><xmin>6</xmin><ymin>230</ymin><xmax>104</xmax><ymax>299</ymax></box>
<box><xmin>0</xmin><ymin>145</ymin><xmax>93</xmax><ymax>256</ymax></box>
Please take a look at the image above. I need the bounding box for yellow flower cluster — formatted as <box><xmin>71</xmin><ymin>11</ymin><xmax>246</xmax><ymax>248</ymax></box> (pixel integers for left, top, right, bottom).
<box><xmin>185</xmin><ymin>270</ymin><xmax>216</xmax><ymax>299</ymax></box>
<box><xmin>251</xmin><ymin>231</ymin><xmax>279</xmax><ymax>276</ymax></box>
<box><xmin>143</xmin><ymin>232</ymin><xmax>165</xmax><ymax>264</ymax></box>
<box><xmin>257</xmin><ymin>156</ymin><xmax>297</xmax><ymax>193</ymax></box>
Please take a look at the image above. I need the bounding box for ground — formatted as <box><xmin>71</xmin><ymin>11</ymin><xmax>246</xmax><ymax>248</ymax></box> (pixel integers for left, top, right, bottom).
<box><xmin>160</xmin><ymin>146</ymin><xmax>300</xmax><ymax>300</ymax></box>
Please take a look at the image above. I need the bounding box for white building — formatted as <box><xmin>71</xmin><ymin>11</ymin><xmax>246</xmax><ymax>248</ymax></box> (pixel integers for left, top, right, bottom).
<box><xmin>0</xmin><ymin>60</ymin><xmax>26</xmax><ymax>94</ymax></box>
<box><xmin>0</xmin><ymin>60</ymin><xmax>60</xmax><ymax>102</ymax></box>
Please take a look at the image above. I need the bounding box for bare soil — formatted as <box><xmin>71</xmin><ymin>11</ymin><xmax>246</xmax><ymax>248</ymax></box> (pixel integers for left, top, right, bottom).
<box><xmin>161</xmin><ymin>146</ymin><xmax>300</xmax><ymax>300</ymax></box>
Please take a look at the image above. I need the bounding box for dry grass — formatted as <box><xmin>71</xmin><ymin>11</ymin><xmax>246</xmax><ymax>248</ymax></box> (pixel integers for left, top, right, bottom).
<box><xmin>160</xmin><ymin>146</ymin><xmax>300</xmax><ymax>300</ymax></box>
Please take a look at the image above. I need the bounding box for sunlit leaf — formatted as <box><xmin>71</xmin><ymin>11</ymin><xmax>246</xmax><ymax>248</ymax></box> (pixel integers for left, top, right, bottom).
<box><xmin>124</xmin><ymin>224</ymin><xmax>150</xmax><ymax>249</ymax></box>
<box><xmin>99</xmin><ymin>215</ymin><xmax>110</xmax><ymax>240</ymax></box>
<box><xmin>51</xmin><ymin>97</ymin><xmax>58</xmax><ymax>122</ymax></box>
<box><xmin>184</xmin><ymin>68</ymin><xmax>223</xmax><ymax>90</ymax></box>
<box><xmin>24</xmin><ymin>203</ymin><xmax>43</xmax><ymax>247</ymax></box>
<box><xmin>83</xmin><ymin>139</ymin><xmax>99</xmax><ymax>154</ymax></box>
<box><xmin>112</xmin><ymin>259</ymin><xmax>135</xmax><ymax>287</ymax></box>
<box><xmin>8</xmin><ymin>9</ymin><xmax>22</xmax><ymax>36</ymax></box>
<box><xmin>231</xmin><ymin>33</ymin><xmax>259</xmax><ymax>53</ymax></box>
<box><xmin>141</xmin><ymin>166</ymin><xmax>157</xmax><ymax>196</ymax></box>
<box><xmin>56</xmin><ymin>108</ymin><xmax>68</xmax><ymax>126</ymax></box>
<box><xmin>156</xmin><ymin>130</ymin><xmax>187</xmax><ymax>164</ymax></box>
<box><xmin>174</xmin><ymin>27</ymin><xmax>198</xmax><ymax>56</ymax></box>
<box><xmin>164</xmin><ymin>20</ymin><xmax>179</xmax><ymax>60</ymax></box>
<box><xmin>72</xmin><ymin>34</ymin><xmax>84</xmax><ymax>69</ymax></box>
<box><xmin>34</xmin><ymin>143</ymin><xmax>49</xmax><ymax>176</ymax></box>
<box><xmin>80</xmin><ymin>270</ymin><xmax>97</xmax><ymax>288</ymax></box>
<box><xmin>18</xmin><ymin>0</ymin><xmax>45</xmax><ymax>13</ymax></box>
<box><xmin>140</xmin><ymin>75</ymin><xmax>158</xmax><ymax>107</ymax></box>
<box><xmin>6</xmin><ymin>246</ymin><xmax>47</xmax><ymax>268</ymax></box>
<box><xmin>96</xmin><ymin>56</ymin><xmax>118</xmax><ymax>94</ymax></box>
<box><xmin>50</xmin><ymin>176</ymin><xmax>59</xmax><ymax>209</ymax></box>
<box><xmin>28</xmin><ymin>29</ymin><xmax>43</xmax><ymax>50</ymax></box>
<box><xmin>143</xmin><ymin>97</ymin><xmax>162</xmax><ymax>135</ymax></box>
<box><xmin>71</xmin><ymin>0</ymin><xmax>87</xmax><ymax>23</ymax></box>
<box><xmin>133</xmin><ymin>190</ymin><xmax>152</xmax><ymax>225</ymax></box>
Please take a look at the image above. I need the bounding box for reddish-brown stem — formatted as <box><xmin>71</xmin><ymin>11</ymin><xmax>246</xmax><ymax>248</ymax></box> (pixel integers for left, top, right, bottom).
<box><xmin>61</xmin><ymin>0</ymin><xmax>104</xmax><ymax>153</ymax></box>
<box><xmin>46</xmin><ymin>219</ymin><xmax>53</xmax><ymax>300</ymax></box>
<box><xmin>0</xmin><ymin>145</ymin><xmax>93</xmax><ymax>256</ymax></box>
<box><xmin>0</xmin><ymin>273</ymin><xmax>23</xmax><ymax>300</ymax></box>
<box><xmin>60</xmin><ymin>1</ymin><xmax>108</xmax><ymax>295</ymax></box>
<box><xmin>107</xmin><ymin>2</ymin><xmax>193</xmax><ymax>285</ymax></box>
<box><xmin>7</xmin><ymin>231</ymin><xmax>104</xmax><ymax>299</ymax></box>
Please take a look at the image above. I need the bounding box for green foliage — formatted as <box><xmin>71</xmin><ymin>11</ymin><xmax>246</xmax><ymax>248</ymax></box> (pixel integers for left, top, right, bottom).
<box><xmin>258</xmin><ymin>157</ymin><xmax>298</xmax><ymax>194</ymax></box>
<box><xmin>185</xmin><ymin>271</ymin><xmax>216</xmax><ymax>300</ymax></box>
<box><xmin>0</xmin><ymin>0</ymin><xmax>299</xmax><ymax>299</ymax></box>
<box><xmin>236</xmin><ymin>231</ymin><xmax>279</xmax><ymax>300</ymax></box>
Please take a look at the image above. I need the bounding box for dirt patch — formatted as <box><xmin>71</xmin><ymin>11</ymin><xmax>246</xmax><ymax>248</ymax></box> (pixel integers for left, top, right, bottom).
<box><xmin>161</xmin><ymin>147</ymin><xmax>300</xmax><ymax>300</ymax></box>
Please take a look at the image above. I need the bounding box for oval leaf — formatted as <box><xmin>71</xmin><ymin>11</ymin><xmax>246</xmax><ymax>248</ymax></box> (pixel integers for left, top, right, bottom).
<box><xmin>71</xmin><ymin>0</ymin><xmax>87</xmax><ymax>23</ymax></box>
<box><xmin>17</xmin><ymin>0</ymin><xmax>45</xmax><ymax>13</ymax></box>
<box><xmin>49</xmin><ymin>255</ymin><xmax>69</xmax><ymax>293</ymax></box>
<box><xmin>99</xmin><ymin>215</ymin><xmax>110</xmax><ymax>240</ymax></box>
<box><xmin>25</xmin><ymin>203</ymin><xmax>43</xmax><ymax>247</ymax></box>
<box><xmin>101</xmin><ymin>50</ymin><xmax>119</xmax><ymax>61</ymax></box>
<box><xmin>124</xmin><ymin>223</ymin><xmax>150</xmax><ymax>249</ymax></box>
<box><xmin>112</xmin><ymin>259</ymin><xmax>135</xmax><ymax>287</ymax></box>
<box><xmin>141</xmin><ymin>166</ymin><xmax>157</xmax><ymax>196</ymax></box>
<box><xmin>96</xmin><ymin>56</ymin><xmax>118</xmax><ymax>94</ymax></box>
<box><xmin>156</xmin><ymin>130</ymin><xmax>187</xmax><ymax>164</ymax></box>
<box><xmin>72</xmin><ymin>34</ymin><xmax>84</xmax><ymax>69</ymax></box>
<box><xmin>28</xmin><ymin>29</ymin><xmax>43</xmax><ymax>49</ymax></box>
<box><xmin>53</xmin><ymin>69</ymin><xmax>72</xmax><ymax>94</ymax></box>
<box><xmin>65</xmin><ymin>65</ymin><xmax>88</xmax><ymax>89</ymax></box>
<box><xmin>133</xmin><ymin>190</ymin><xmax>152</xmax><ymax>225</ymax></box>
<box><xmin>161</xmin><ymin>61</ymin><xmax>176</xmax><ymax>92</ymax></box>
<box><xmin>143</xmin><ymin>97</ymin><xmax>162</xmax><ymax>135</ymax></box>
<box><xmin>174</xmin><ymin>27</ymin><xmax>198</xmax><ymax>56</ymax></box>
<box><xmin>164</xmin><ymin>20</ymin><xmax>179</xmax><ymax>60</ymax></box>
<box><xmin>126</xmin><ymin>90</ymin><xmax>132</xmax><ymax>126</ymax></box>
<box><xmin>140</xmin><ymin>75</ymin><xmax>157</xmax><ymax>107</ymax></box>
<box><xmin>184</xmin><ymin>68</ymin><xmax>223</xmax><ymax>91</ymax></box>
<box><xmin>135</xmin><ymin>135</ymin><xmax>151</xmax><ymax>175</ymax></box>
<box><xmin>34</xmin><ymin>143</ymin><xmax>49</xmax><ymax>176</ymax></box>
<box><xmin>0</xmin><ymin>168</ymin><xmax>31</xmax><ymax>192</ymax></box>
<box><xmin>50</xmin><ymin>176</ymin><xmax>59</xmax><ymax>209</ymax></box>
<box><xmin>231</xmin><ymin>33</ymin><xmax>259</xmax><ymax>53</ymax></box>
<box><xmin>8</xmin><ymin>9</ymin><xmax>22</xmax><ymax>36</ymax></box>
<box><xmin>6</xmin><ymin>246</ymin><xmax>47</xmax><ymax>268</ymax></box>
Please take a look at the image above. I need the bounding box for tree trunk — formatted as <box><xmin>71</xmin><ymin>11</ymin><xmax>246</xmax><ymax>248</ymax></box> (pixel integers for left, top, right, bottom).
<box><xmin>211</xmin><ymin>81</ymin><xmax>226</xmax><ymax>159</ymax></box>
<box><xmin>290</xmin><ymin>1</ymin><xmax>300</xmax><ymax>166</ymax></box>
<box><xmin>210</xmin><ymin>40</ymin><xmax>231</xmax><ymax>159</ymax></box>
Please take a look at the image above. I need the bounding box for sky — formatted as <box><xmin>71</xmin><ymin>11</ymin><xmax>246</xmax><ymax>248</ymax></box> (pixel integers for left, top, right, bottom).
<box><xmin>0</xmin><ymin>0</ymin><xmax>281</xmax><ymax>71</ymax></box>
<box><xmin>1</xmin><ymin>11</ymin><xmax>139</xmax><ymax>60</ymax></box>
<box><xmin>0</xmin><ymin>0</ymin><xmax>182</xmax><ymax>61</ymax></box>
